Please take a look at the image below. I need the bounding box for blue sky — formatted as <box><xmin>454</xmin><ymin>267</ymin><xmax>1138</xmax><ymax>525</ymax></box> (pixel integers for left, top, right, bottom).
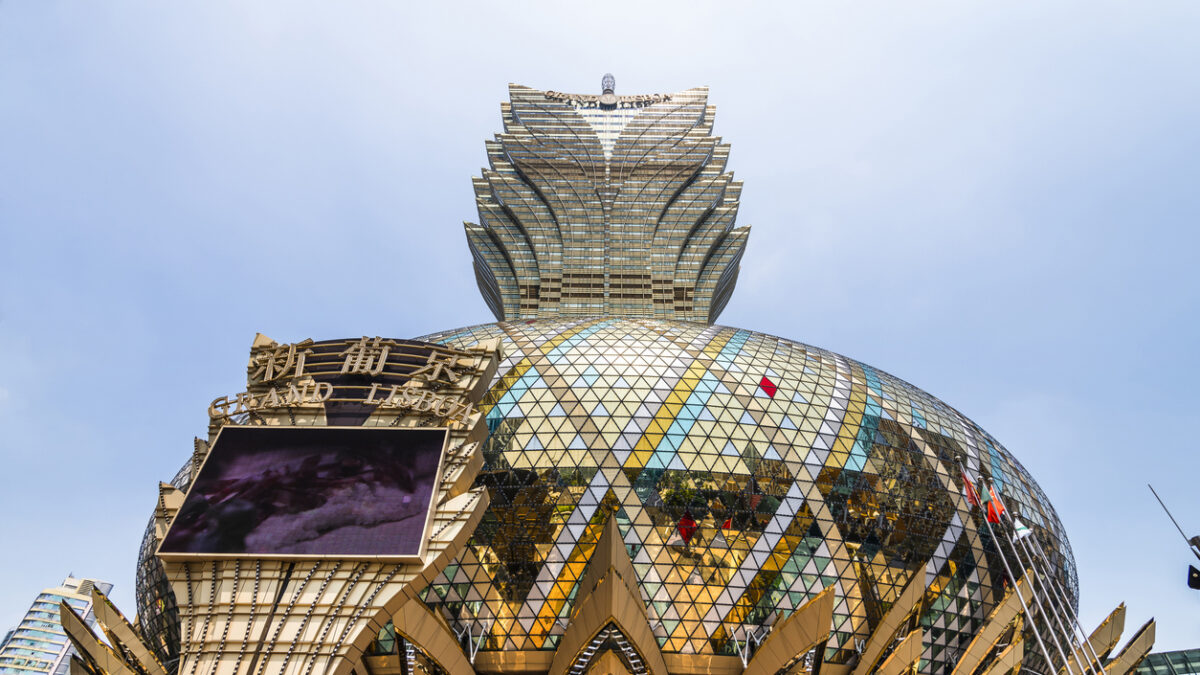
<box><xmin>2</xmin><ymin>0</ymin><xmax>1198</xmax><ymax>652</ymax></box>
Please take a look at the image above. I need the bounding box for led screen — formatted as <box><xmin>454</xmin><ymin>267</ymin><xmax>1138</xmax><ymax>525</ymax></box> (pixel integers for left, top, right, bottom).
<box><xmin>158</xmin><ymin>426</ymin><xmax>446</xmax><ymax>558</ymax></box>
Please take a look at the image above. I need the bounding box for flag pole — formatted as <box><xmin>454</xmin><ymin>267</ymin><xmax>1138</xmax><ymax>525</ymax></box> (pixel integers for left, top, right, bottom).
<box><xmin>981</xmin><ymin>478</ymin><xmax>1079</xmax><ymax>675</ymax></box>
<box><xmin>1004</xmin><ymin>531</ymin><xmax>1081</xmax><ymax>675</ymax></box>
<box><xmin>1016</xmin><ymin>528</ymin><xmax>1106</xmax><ymax>674</ymax></box>
<box><xmin>982</xmin><ymin>477</ymin><xmax>1089</xmax><ymax>675</ymax></box>
<box><xmin>983</xmin><ymin>476</ymin><xmax>1105</xmax><ymax>673</ymax></box>
<box><xmin>956</xmin><ymin>460</ymin><xmax>1060</xmax><ymax>673</ymax></box>
<box><xmin>1004</xmin><ymin>506</ymin><xmax>1107</xmax><ymax>674</ymax></box>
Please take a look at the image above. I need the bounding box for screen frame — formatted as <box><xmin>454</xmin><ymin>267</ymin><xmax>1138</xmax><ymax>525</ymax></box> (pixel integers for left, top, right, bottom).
<box><xmin>156</xmin><ymin>424</ymin><xmax>450</xmax><ymax>563</ymax></box>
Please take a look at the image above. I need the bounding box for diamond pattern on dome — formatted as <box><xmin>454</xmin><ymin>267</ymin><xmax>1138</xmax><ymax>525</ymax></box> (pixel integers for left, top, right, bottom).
<box><xmin>418</xmin><ymin>318</ymin><xmax>1077</xmax><ymax>670</ymax></box>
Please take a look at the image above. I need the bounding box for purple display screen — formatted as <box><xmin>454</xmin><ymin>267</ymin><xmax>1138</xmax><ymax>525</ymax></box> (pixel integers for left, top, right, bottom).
<box><xmin>159</xmin><ymin>426</ymin><xmax>445</xmax><ymax>558</ymax></box>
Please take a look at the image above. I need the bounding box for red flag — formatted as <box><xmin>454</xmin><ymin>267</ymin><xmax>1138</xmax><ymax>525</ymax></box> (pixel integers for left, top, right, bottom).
<box><xmin>722</xmin><ymin>517</ymin><xmax>732</xmax><ymax>530</ymax></box>
<box><xmin>986</xmin><ymin>500</ymin><xmax>1002</xmax><ymax>524</ymax></box>
<box><xmin>961</xmin><ymin>470</ymin><xmax>981</xmax><ymax>508</ymax></box>
<box><xmin>983</xmin><ymin>484</ymin><xmax>1005</xmax><ymax>524</ymax></box>
<box><xmin>989</xmin><ymin>485</ymin><xmax>1005</xmax><ymax>516</ymax></box>
<box><xmin>677</xmin><ymin>512</ymin><xmax>697</xmax><ymax>543</ymax></box>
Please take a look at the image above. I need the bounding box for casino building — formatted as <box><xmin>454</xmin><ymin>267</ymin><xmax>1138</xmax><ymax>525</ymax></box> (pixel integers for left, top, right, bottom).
<box><xmin>65</xmin><ymin>77</ymin><xmax>1154</xmax><ymax>675</ymax></box>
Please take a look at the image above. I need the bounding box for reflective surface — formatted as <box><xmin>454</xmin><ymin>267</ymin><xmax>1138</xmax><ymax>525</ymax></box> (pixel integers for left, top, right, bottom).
<box><xmin>419</xmin><ymin>318</ymin><xmax>1076</xmax><ymax>670</ymax></box>
<box><xmin>133</xmin><ymin>317</ymin><xmax>1077</xmax><ymax>673</ymax></box>
<box><xmin>466</xmin><ymin>85</ymin><xmax>749</xmax><ymax>323</ymax></box>
<box><xmin>135</xmin><ymin>460</ymin><xmax>190</xmax><ymax>672</ymax></box>
<box><xmin>1137</xmin><ymin>649</ymin><xmax>1200</xmax><ymax>675</ymax></box>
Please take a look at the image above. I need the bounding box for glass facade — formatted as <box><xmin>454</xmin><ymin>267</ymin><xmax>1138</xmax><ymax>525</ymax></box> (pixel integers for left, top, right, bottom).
<box><xmin>466</xmin><ymin>81</ymin><xmax>748</xmax><ymax>323</ymax></box>
<box><xmin>0</xmin><ymin>578</ymin><xmax>111</xmax><ymax>675</ymax></box>
<box><xmin>134</xmin><ymin>460</ymin><xmax>191</xmax><ymax>672</ymax></box>
<box><xmin>1137</xmin><ymin>650</ymin><xmax>1200</xmax><ymax>675</ymax></box>
<box><xmin>129</xmin><ymin>78</ymin><xmax>1093</xmax><ymax>675</ymax></box>
<box><xmin>416</xmin><ymin>318</ymin><xmax>1076</xmax><ymax>671</ymax></box>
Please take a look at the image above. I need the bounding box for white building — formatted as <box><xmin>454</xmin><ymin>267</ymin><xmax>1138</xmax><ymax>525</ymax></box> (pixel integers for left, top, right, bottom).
<box><xmin>0</xmin><ymin>577</ymin><xmax>112</xmax><ymax>675</ymax></box>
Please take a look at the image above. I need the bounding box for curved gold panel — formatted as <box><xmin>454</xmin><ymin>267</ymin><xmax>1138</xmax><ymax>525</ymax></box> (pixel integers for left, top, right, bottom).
<box><xmin>547</xmin><ymin>517</ymin><xmax>669</xmax><ymax>675</ymax></box>
<box><xmin>875</xmin><ymin>629</ymin><xmax>924</xmax><ymax>675</ymax></box>
<box><xmin>1060</xmin><ymin>603</ymin><xmax>1127</xmax><ymax>675</ymax></box>
<box><xmin>977</xmin><ymin>637</ymin><xmax>1024</xmax><ymax>675</ymax></box>
<box><xmin>59</xmin><ymin>603</ymin><xmax>137</xmax><ymax>675</ymax></box>
<box><xmin>743</xmin><ymin>586</ymin><xmax>835</xmax><ymax>675</ymax></box>
<box><xmin>1107</xmin><ymin>619</ymin><xmax>1156</xmax><ymax>675</ymax></box>
<box><xmin>951</xmin><ymin>575</ymin><xmax>1030</xmax><ymax>675</ymax></box>
<box><xmin>388</xmin><ymin>597</ymin><xmax>475</xmax><ymax>675</ymax></box>
<box><xmin>1092</xmin><ymin>603</ymin><xmax>1128</xmax><ymax>662</ymax></box>
<box><xmin>850</xmin><ymin>574</ymin><xmax>926</xmax><ymax>675</ymax></box>
<box><xmin>90</xmin><ymin>588</ymin><xmax>168</xmax><ymax>675</ymax></box>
